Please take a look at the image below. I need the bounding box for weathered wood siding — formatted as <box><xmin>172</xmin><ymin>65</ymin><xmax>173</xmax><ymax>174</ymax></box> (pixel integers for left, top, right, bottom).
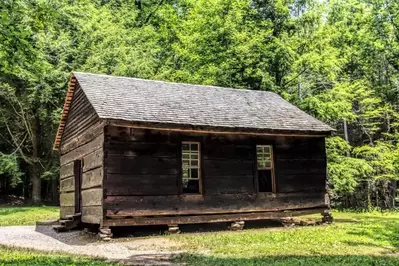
<box><xmin>59</xmin><ymin>86</ymin><xmax>104</xmax><ymax>224</ymax></box>
<box><xmin>202</xmin><ymin>136</ymin><xmax>255</xmax><ymax>194</ymax></box>
<box><xmin>103</xmin><ymin>126</ymin><xmax>327</xmax><ymax>218</ymax></box>
<box><xmin>61</xmin><ymin>85</ymin><xmax>99</xmax><ymax>145</ymax></box>
<box><xmin>274</xmin><ymin>137</ymin><xmax>326</xmax><ymax>193</ymax></box>
<box><xmin>59</xmin><ymin>130</ymin><xmax>104</xmax><ymax>224</ymax></box>
<box><xmin>104</xmin><ymin>127</ymin><xmax>179</xmax><ymax>196</ymax></box>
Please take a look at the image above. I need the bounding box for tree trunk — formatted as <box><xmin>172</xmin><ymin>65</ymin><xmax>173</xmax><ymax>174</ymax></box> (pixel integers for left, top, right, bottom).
<box><xmin>298</xmin><ymin>82</ymin><xmax>302</xmax><ymax>102</ymax></box>
<box><xmin>343</xmin><ymin>120</ymin><xmax>351</xmax><ymax>156</ymax></box>
<box><xmin>30</xmin><ymin>167</ymin><xmax>41</xmax><ymax>205</ymax></box>
<box><xmin>391</xmin><ymin>180</ymin><xmax>396</xmax><ymax>208</ymax></box>
<box><xmin>31</xmin><ymin>114</ymin><xmax>42</xmax><ymax>205</ymax></box>
<box><xmin>367</xmin><ymin>180</ymin><xmax>372</xmax><ymax>210</ymax></box>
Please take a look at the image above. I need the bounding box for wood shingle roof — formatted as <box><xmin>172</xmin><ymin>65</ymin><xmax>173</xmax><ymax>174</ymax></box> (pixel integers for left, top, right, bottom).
<box><xmin>54</xmin><ymin>72</ymin><xmax>333</xmax><ymax>149</ymax></box>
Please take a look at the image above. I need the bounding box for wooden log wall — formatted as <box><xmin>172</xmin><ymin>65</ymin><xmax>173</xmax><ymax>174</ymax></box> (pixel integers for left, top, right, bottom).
<box><xmin>59</xmin><ymin>85</ymin><xmax>104</xmax><ymax>224</ymax></box>
<box><xmin>61</xmin><ymin>85</ymin><xmax>100</xmax><ymax>145</ymax></box>
<box><xmin>274</xmin><ymin>136</ymin><xmax>326</xmax><ymax>193</ymax></box>
<box><xmin>104</xmin><ymin>127</ymin><xmax>179</xmax><ymax>196</ymax></box>
<box><xmin>103</xmin><ymin>126</ymin><xmax>327</xmax><ymax>219</ymax></box>
<box><xmin>59</xmin><ymin>126</ymin><xmax>104</xmax><ymax>224</ymax></box>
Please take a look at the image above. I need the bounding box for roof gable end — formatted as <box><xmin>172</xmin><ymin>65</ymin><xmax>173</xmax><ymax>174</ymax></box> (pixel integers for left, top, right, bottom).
<box><xmin>53</xmin><ymin>73</ymin><xmax>100</xmax><ymax>151</ymax></box>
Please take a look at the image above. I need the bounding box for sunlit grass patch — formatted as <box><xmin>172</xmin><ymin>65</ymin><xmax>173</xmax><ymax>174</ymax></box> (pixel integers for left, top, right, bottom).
<box><xmin>0</xmin><ymin>206</ymin><xmax>59</xmax><ymax>226</ymax></box>
<box><xmin>170</xmin><ymin>211</ymin><xmax>399</xmax><ymax>265</ymax></box>
<box><xmin>0</xmin><ymin>245</ymin><xmax>119</xmax><ymax>266</ymax></box>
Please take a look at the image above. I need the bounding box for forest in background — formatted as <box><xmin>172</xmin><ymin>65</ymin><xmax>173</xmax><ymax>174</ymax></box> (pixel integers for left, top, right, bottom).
<box><xmin>1</xmin><ymin>0</ymin><xmax>399</xmax><ymax>208</ymax></box>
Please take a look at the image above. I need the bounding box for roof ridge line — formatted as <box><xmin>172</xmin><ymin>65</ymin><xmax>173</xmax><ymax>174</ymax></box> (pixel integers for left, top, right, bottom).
<box><xmin>72</xmin><ymin>71</ymin><xmax>278</xmax><ymax>95</ymax></box>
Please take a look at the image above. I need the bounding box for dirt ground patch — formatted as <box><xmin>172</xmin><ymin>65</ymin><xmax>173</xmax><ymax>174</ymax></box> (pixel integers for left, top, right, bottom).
<box><xmin>0</xmin><ymin>225</ymin><xmax>183</xmax><ymax>265</ymax></box>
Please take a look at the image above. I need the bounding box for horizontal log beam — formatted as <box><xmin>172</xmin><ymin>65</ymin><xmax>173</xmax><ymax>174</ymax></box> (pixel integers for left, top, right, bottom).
<box><xmin>106</xmin><ymin>120</ymin><xmax>331</xmax><ymax>137</ymax></box>
<box><xmin>82</xmin><ymin>188</ymin><xmax>103</xmax><ymax>206</ymax></box>
<box><xmin>60</xmin><ymin>176</ymin><xmax>74</xmax><ymax>193</ymax></box>
<box><xmin>82</xmin><ymin>167</ymin><xmax>103</xmax><ymax>189</ymax></box>
<box><xmin>103</xmin><ymin>207</ymin><xmax>328</xmax><ymax>227</ymax></box>
<box><xmin>81</xmin><ymin>205</ymin><xmax>103</xmax><ymax>224</ymax></box>
<box><xmin>60</xmin><ymin>192</ymin><xmax>74</xmax><ymax>207</ymax></box>
<box><xmin>105</xmin><ymin>193</ymin><xmax>327</xmax><ymax>217</ymax></box>
<box><xmin>60</xmin><ymin>206</ymin><xmax>75</xmax><ymax>219</ymax></box>
<box><xmin>60</xmin><ymin>162</ymin><xmax>74</xmax><ymax>180</ymax></box>
<box><xmin>83</xmin><ymin>149</ymin><xmax>103</xmax><ymax>172</ymax></box>
<box><xmin>60</xmin><ymin>133</ymin><xmax>103</xmax><ymax>166</ymax></box>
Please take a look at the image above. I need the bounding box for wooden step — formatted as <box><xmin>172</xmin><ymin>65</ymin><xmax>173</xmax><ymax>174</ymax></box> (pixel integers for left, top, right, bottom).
<box><xmin>65</xmin><ymin>213</ymin><xmax>82</xmax><ymax>221</ymax></box>
<box><xmin>59</xmin><ymin>219</ymin><xmax>74</xmax><ymax>227</ymax></box>
<box><xmin>53</xmin><ymin>213</ymin><xmax>82</xmax><ymax>233</ymax></box>
<box><xmin>52</xmin><ymin>225</ymin><xmax>67</xmax><ymax>233</ymax></box>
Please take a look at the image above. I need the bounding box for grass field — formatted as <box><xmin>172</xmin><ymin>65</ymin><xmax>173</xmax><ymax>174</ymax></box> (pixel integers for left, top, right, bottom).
<box><xmin>1</xmin><ymin>208</ymin><xmax>399</xmax><ymax>265</ymax></box>
<box><xmin>0</xmin><ymin>206</ymin><xmax>59</xmax><ymax>226</ymax></box>
<box><xmin>171</xmin><ymin>211</ymin><xmax>399</xmax><ymax>265</ymax></box>
<box><xmin>0</xmin><ymin>245</ymin><xmax>119</xmax><ymax>266</ymax></box>
<box><xmin>0</xmin><ymin>206</ymin><xmax>117</xmax><ymax>265</ymax></box>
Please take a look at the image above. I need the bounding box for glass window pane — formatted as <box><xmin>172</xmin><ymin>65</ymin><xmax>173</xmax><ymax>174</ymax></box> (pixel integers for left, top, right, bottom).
<box><xmin>256</xmin><ymin>145</ymin><xmax>273</xmax><ymax>170</ymax></box>
<box><xmin>191</xmin><ymin>169</ymin><xmax>199</xmax><ymax>178</ymax></box>
<box><xmin>181</xmin><ymin>142</ymin><xmax>201</xmax><ymax>194</ymax></box>
<box><xmin>183</xmin><ymin>179</ymin><xmax>199</xmax><ymax>193</ymax></box>
<box><xmin>191</xmin><ymin>143</ymin><xmax>199</xmax><ymax>151</ymax></box>
<box><xmin>182</xmin><ymin>169</ymin><xmax>189</xmax><ymax>178</ymax></box>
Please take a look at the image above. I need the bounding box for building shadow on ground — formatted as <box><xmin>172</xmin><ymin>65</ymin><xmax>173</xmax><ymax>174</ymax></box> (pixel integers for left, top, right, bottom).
<box><xmin>35</xmin><ymin>218</ymin><xmax>319</xmax><ymax>241</ymax></box>
<box><xmin>111</xmin><ymin>219</ymin><xmax>286</xmax><ymax>238</ymax></box>
<box><xmin>34</xmin><ymin>224</ymin><xmax>99</xmax><ymax>245</ymax></box>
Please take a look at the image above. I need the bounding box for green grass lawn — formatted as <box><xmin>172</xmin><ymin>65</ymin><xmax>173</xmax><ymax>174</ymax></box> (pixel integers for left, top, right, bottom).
<box><xmin>171</xmin><ymin>211</ymin><xmax>399</xmax><ymax>265</ymax></box>
<box><xmin>0</xmin><ymin>245</ymin><xmax>119</xmax><ymax>266</ymax></box>
<box><xmin>1</xmin><ymin>208</ymin><xmax>399</xmax><ymax>265</ymax></box>
<box><xmin>0</xmin><ymin>206</ymin><xmax>59</xmax><ymax>226</ymax></box>
<box><xmin>0</xmin><ymin>206</ymin><xmax>118</xmax><ymax>265</ymax></box>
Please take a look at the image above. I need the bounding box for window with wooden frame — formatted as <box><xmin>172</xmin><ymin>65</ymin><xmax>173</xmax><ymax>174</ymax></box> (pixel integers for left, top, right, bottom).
<box><xmin>181</xmin><ymin>142</ymin><xmax>201</xmax><ymax>194</ymax></box>
<box><xmin>256</xmin><ymin>145</ymin><xmax>275</xmax><ymax>193</ymax></box>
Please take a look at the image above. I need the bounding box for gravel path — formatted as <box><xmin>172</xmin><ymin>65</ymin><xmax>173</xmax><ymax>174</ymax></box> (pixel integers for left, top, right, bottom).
<box><xmin>0</xmin><ymin>225</ymin><xmax>183</xmax><ymax>265</ymax></box>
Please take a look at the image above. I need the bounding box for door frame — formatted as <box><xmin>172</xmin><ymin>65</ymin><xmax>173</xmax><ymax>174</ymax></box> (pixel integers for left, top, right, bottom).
<box><xmin>73</xmin><ymin>159</ymin><xmax>83</xmax><ymax>214</ymax></box>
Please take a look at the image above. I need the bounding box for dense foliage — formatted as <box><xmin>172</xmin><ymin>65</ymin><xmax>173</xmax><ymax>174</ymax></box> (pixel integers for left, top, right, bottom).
<box><xmin>1</xmin><ymin>0</ymin><xmax>399</xmax><ymax>207</ymax></box>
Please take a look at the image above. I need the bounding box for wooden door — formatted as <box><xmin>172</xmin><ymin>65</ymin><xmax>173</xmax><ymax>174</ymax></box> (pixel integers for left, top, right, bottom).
<box><xmin>73</xmin><ymin>159</ymin><xmax>82</xmax><ymax>214</ymax></box>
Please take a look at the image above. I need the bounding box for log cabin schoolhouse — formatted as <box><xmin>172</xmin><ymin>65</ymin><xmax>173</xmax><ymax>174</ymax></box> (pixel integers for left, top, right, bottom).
<box><xmin>54</xmin><ymin>72</ymin><xmax>334</xmax><ymax>234</ymax></box>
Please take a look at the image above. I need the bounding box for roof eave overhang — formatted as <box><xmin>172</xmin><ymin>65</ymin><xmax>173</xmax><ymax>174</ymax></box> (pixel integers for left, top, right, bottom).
<box><xmin>53</xmin><ymin>73</ymin><xmax>77</xmax><ymax>151</ymax></box>
<box><xmin>105</xmin><ymin>119</ymin><xmax>333</xmax><ymax>138</ymax></box>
